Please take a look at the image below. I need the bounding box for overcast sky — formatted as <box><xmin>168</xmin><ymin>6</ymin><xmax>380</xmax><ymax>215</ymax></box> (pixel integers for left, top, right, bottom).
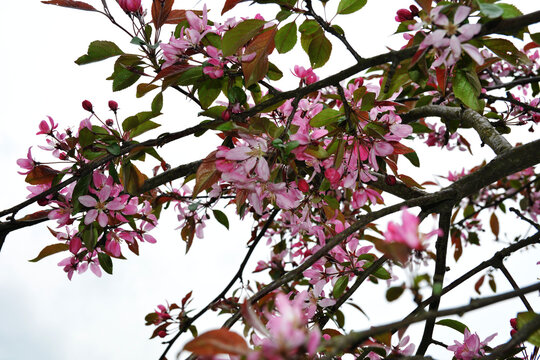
<box><xmin>1</xmin><ymin>1</ymin><xmax>539</xmax><ymax>359</ymax></box>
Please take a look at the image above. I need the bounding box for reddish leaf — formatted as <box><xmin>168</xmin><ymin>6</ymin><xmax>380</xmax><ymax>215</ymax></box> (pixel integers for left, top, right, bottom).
<box><xmin>450</xmin><ymin>229</ymin><xmax>463</xmax><ymax>261</ymax></box>
<box><xmin>42</xmin><ymin>0</ymin><xmax>97</xmax><ymax>11</ymax></box>
<box><xmin>127</xmin><ymin>238</ymin><xmax>140</xmax><ymax>255</ymax></box>
<box><xmin>151</xmin><ymin>0</ymin><xmax>174</xmax><ymax>29</ymax></box>
<box><xmin>152</xmin><ymin>64</ymin><xmax>193</xmax><ymax>83</ymax></box>
<box><xmin>181</xmin><ymin>217</ymin><xmax>196</xmax><ymax>253</ymax></box>
<box><xmin>184</xmin><ymin>329</ymin><xmax>249</xmax><ymax>356</ymax></box>
<box><xmin>221</xmin><ymin>0</ymin><xmax>244</xmax><ymax>15</ymax></box>
<box><xmin>242</xmin><ymin>27</ymin><xmax>277</xmax><ymax>87</ymax></box>
<box><xmin>17</xmin><ymin>210</ymin><xmax>52</xmax><ymax>222</ymax></box>
<box><xmin>524</xmin><ymin>41</ymin><xmax>540</xmax><ymax>52</ymax></box>
<box><xmin>150</xmin><ymin>323</ymin><xmax>169</xmax><ymax>339</ymax></box>
<box><xmin>436</xmin><ymin>67</ymin><xmax>447</xmax><ymax>96</ymax></box>
<box><xmin>409</xmin><ymin>47</ymin><xmax>428</xmax><ymax>68</ymax></box>
<box><xmin>490</xmin><ymin>212</ymin><xmax>499</xmax><ymax>237</ymax></box>
<box><xmin>29</xmin><ymin>243</ymin><xmax>69</xmax><ymax>262</ymax></box>
<box><xmin>25</xmin><ymin>165</ymin><xmax>59</xmax><ymax>185</ymax></box>
<box><xmin>397</xmin><ymin>174</ymin><xmax>424</xmax><ymax>189</ymax></box>
<box><xmin>165</xmin><ymin>9</ymin><xmax>202</xmax><ymax>24</ymax></box>
<box><xmin>193</xmin><ymin>151</ymin><xmax>221</xmax><ymax>197</ymax></box>
<box><xmin>414</xmin><ymin>0</ymin><xmax>431</xmax><ymax>12</ymax></box>
<box><xmin>474</xmin><ymin>275</ymin><xmax>485</xmax><ymax>295</ymax></box>
<box><xmin>392</xmin><ymin>142</ymin><xmax>414</xmax><ymax>155</ymax></box>
<box><xmin>120</xmin><ymin>162</ymin><xmax>148</xmax><ymax>195</ymax></box>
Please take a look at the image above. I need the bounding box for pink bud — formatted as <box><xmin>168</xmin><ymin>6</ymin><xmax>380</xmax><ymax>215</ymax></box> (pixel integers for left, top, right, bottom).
<box><xmin>106</xmin><ymin>119</ymin><xmax>114</xmax><ymax>127</ymax></box>
<box><xmin>158</xmin><ymin>330</ymin><xmax>167</xmax><ymax>338</ymax></box>
<box><xmin>82</xmin><ymin>100</ymin><xmax>93</xmax><ymax>112</ymax></box>
<box><xmin>325</xmin><ymin>168</ymin><xmax>341</xmax><ymax>185</ymax></box>
<box><xmin>118</xmin><ymin>0</ymin><xmax>141</xmax><ymax>13</ymax></box>
<box><xmin>510</xmin><ymin>318</ymin><xmax>517</xmax><ymax>329</ymax></box>
<box><xmin>59</xmin><ymin>153</ymin><xmax>68</xmax><ymax>160</ymax></box>
<box><xmin>38</xmin><ymin>198</ymin><xmax>50</xmax><ymax>206</ymax></box>
<box><xmin>108</xmin><ymin>100</ymin><xmax>118</xmax><ymax>112</ymax></box>
<box><xmin>222</xmin><ymin>109</ymin><xmax>231</xmax><ymax>121</ymax></box>
<box><xmin>510</xmin><ymin>329</ymin><xmax>517</xmax><ymax>336</ymax></box>
<box><xmin>298</xmin><ymin>179</ymin><xmax>309</xmax><ymax>193</ymax></box>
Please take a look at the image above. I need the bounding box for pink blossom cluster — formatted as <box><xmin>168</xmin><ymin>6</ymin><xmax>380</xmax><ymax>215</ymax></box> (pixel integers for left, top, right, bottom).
<box><xmin>447</xmin><ymin>329</ymin><xmax>497</xmax><ymax>360</ymax></box>
<box><xmin>247</xmin><ymin>292</ymin><xmax>321</xmax><ymax>360</ymax></box>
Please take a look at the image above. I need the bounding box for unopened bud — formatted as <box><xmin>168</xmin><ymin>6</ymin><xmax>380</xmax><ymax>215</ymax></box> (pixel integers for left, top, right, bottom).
<box><xmin>298</xmin><ymin>179</ymin><xmax>309</xmax><ymax>193</ymax></box>
<box><xmin>38</xmin><ymin>198</ymin><xmax>49</xmax><ymax>206</ymax></box>
<box><xmin>82</xmin><ymin>100</ymin><xmax>93</xmax><ymax>113</ymax></box>
<box><xmin>222</xmin><ymin>109</ymin><xmax>231</xmax><ymax>121</ymax></box>
<box><xmin>59</xmin><ymin>152</ymin><xmax>68</xmax><ymax>160</ymax></box>
<box><xmin>108</xmin><ymin>100</ymin><xmax>118</xmax><ymax>112</ymax></box>
<box><xmin>118</xmin><ymin>0</ymin><xmax>141</xmax><ymax>12</ymax></box>
<box><xmin>158</xmin><ymin>330</ymin><xmax>167</xmax><ymax>338</ymax></box>
<box><xmin>106</xmin><ymin>119</ymin><xmax>114</xmax><ymax>127</ymax></box>
<box><xmin>385</xmin><ymin>175</ymin><xmax>397</xmax><ymax>186</ymax></box>
<box><xmin>510</xmin><ymin>318</ymin><xmax>517</xmax><ymax>329</ymax></box>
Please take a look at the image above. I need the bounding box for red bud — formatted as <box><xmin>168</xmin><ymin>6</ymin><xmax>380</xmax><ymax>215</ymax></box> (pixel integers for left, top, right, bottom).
<box><xmin>298</xmin><ymin>179</ymin><xmax>309</xmax><ymax>193</ymax></box>
<box><xmin>385</xmin><ymin>175</ymin><xmax>397</xmax><ymax>186</ymax></box>
<box><xmin>82</xmin><ymin>100</ymin><xmax>93</xmax><ymax>112</ymax></box>
<box><xmin>106</xmin><ymin>119</ymin><xmax>114</xmax><ymax>127</ymax></box>
<box><xmin>222</xmin><ymin>109</ymin><xmax>231</xmax><ymax>121</ymax></box>
<box><xmin>510</xmin><ymin>318</ymin><xmax>517</xmax><ymax>329</ymax></box>
<box><xmin>158</xmin><ymin>330</ymin><xmax>167</xmax><ymax>338</ymax></box>
<box><xmin>108</xmin><ymin>100</ymin><xmax>118</xmax><ymax>112</ymax></box>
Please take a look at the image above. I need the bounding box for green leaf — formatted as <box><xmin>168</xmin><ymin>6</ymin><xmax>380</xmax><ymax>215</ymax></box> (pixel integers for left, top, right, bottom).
<box><xmin>136</xmin><ymin>83</ymin><xmax>159</xmax><ymax>98</ymax></box>
<box><xmin>71</xmin><ymin>174</ymin><xmax>92</xmax><ymax>214</ymax></box>
<box><xmin>496</xmin><ymin>3</ymin><xmax>522</xmax><ymax>19</ymax></box>
<box><xmin>75</xmin><ymin>40</ymin><xmax>124</xmax><ymax>65</ymax></box>
<box><xmin>29</xmin><ymin>243</ymin><xmax>69</xmax><ymax>262</ymax></box>
<box><xmin>198</xmin><ymin>79</ymin><xmax>222</xmax><ymax>109</ymax></box>
<box><xmin>82</xmin><ymin>224</ymin><xmax>98</xmax><ymax>251</ymax></box>
<box><xmin>478</xmin><ymin>2</ymin><xmax>504</xmax><ymax>18</ymax></box>
<box><xmin>98</xmin><ymin>252</ymin><xmax>113</xmax><ymax>274</ymax></box>
<box><xmin>221</xmin><ymin>19</ymin><xmax>266</xmax><ymax>57</ymax></box>
<box><xmin>212</xmin><ymin>209</ymin><xmax>230</xmax><ymax>230</ymax></box>
<box><xmin>336</xmin><ymin>0</ymin><xmax>367</xmax><ymax>15</ymax></box>
<box><xmin>436</xmin><ymin>319</ymin><xmax>468</xmax><ymax>333</ymax></box>
<box><xmin>108</xmin><ymin>55</ymin><xmax>143</xmax><ymax>92</ymax></box>
<box><xmin>366</xmin><ymin>262</ymin><xmax>391</xmax><ymax>279</ymax></box>
<box><xmin>517</xmin><ymin>312</ymin><xmax>540</xmax><ymax>346</ymax></box>
<box><xmin>360</xmin><ymin>92</ymin><xmax>376</xmax><ymax>111</ymax></box>
<box><xmin>275</xmin><ymin>22</ymin><xmax>297</xmax><ymax>54</ymax></box>
<box><xmin>308</xmin><ymin>32</ymin><xmax>332</xmax><ymax>69</ymax></box>
<box><xmin>78</xmin><ymin>127</ymin><xmax>95</xmax><ymax>148</ymax></box>
<box><xmin>403</xmin><ymin>151</ymin><xmax>420</xmax><ymax>167</ymax></box>
<box><xmin>530</xmin><ymin>33</ymin><xmax>540</xmax><ymax>44</ymax></box>
<box><xmin>310</xmin><ymin>108</ymin><xmax>342</xmax><ymax>127</ymax></box>
<box><xmin>227</xmin><ymin>86</ymin><xmax>247</xmax><ymax>105</ymax></box>
<box><xmin>333</xmin><ymin>276</ymin><xmax>349</xmax><ymax>298</ymax></box>
<box><xmin>386</xmin><ymin>286</ymin><xmax>405</xmax><ymax>302</ymax></box>
<box><xmin>152</xmin><ymin>92</ymin><xmax>163</xmax><ymax>114</ymax></box>
<box><xmin>267</xmin><ymin>62</ymin><xmax>283</xmax><ymax>81</ymax></box>
<box><xmin>453</xmin><ymin>69</ymin><xmax>484</xmax><ymax>112</ymax></box>
<box><xmin>176</xmin><ymin>66</ymin><xmax>204</xmax><ymax>86</ymax></box>
<box><xmin>130</xmin><ymin>120</ymin><xmax>161</xmax><ymax>138</ymax></box>
<box><xmin>410</xmin><ymin>122</ymin><xmax>432</xmax><ymax>133</ymax></box>
<box><xmin>106</xmin><ymin>143</ymin><xmax>121</xmax><ymax>156</ymax></box>
<box><xmin>484</xmin><ymin>38</ymin><xmax>531</xmax><ymax>66</ymax></box>
<box><xmin>323</xmin><ymin>195</ymin><xmax>340</xmax><ymax>209</ymax></box>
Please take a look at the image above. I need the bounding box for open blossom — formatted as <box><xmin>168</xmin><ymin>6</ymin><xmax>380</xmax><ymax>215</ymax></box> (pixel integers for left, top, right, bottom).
<box><xmin>384</xmin><ymin>208</ymin><xmax>440</xmax><ymax>250</ymax></box>
<box><xmin>448</xmin><ymin>329</ymin><xmax>497</xmax><ymax>360</ymax></box>
<box><xmin>79</xmin><ymin>185</ymin><xmax>126</xmax><ymax>227</ymax></box>
<box><xmin>17</xmin><ymin>147</ymin><xmax>36</xmax><ymax>175</ymax></box>
<box><xmin>36</xmin><ymin>116</ymin><xmax>58</xmax><ymax>135</ymax></box>
<box><xmin>420</xmin><ymin>6</ymin><xmax>483</xmax><ymax>67</ymax></box>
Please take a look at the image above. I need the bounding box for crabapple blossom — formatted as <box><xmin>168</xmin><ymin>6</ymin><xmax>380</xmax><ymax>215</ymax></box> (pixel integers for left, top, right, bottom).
<box><xmin>447</xmin><ymin>329</ymin><xmax>497</xmax><ymax>360</ymax></box>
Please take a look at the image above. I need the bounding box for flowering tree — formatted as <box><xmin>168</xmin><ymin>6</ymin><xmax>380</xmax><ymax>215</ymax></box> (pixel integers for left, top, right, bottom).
<box><xmin>2</xmin><ymin>0</ymin><xmax>540</xmax><ymax>359</ymax></box>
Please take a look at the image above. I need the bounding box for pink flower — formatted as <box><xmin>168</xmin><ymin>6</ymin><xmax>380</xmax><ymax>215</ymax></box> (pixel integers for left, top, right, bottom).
<box><xmin>292</xmin><ymin>65</ymin><xmax>319</xmax><ymax>85</ymax></box>
<box><xmin>17</xmin><ymin>147</ymin><xmax>36</xmax><ymax>175</ymax></box>
<box><xmin>79</xmin><ymin>185</ymin><xmax>126</xmax><ymax>227</ymax></box>
<box><xmin>384</xmin><ymin>208</ymin><xmax>437</xmax><ymax>250</ymax></box>
<box><xmin>447</xmin><ymin>329</ymin><xmax>497</xmax><ymax>360</ymax></box>
<box><xmin>36</xmin><ymin>116</ymin><xmax>58</xmax><ymax>135</ymax></box>
<box><xmin>420</xmin><ymin>6</ymin><xmax>483</xmax><ymax>67</ymax></box>
<box><xmin>395</xmin><ymin>5</ymin><xmax>419</xmax><ymax>22</ymax></box>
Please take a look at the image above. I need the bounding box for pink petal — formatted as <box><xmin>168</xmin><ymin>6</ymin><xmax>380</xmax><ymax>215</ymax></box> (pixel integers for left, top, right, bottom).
<box><xmin>97</xmin><ymin>211</ymin><xmax>109</xmax><ymax>227</ymax></box>
<box><xmin>462</xmin><ymin>43</ymin><xmax>484</xmax><ymax>65</ymax></box>
<box><xmin>454</xmin><ymin>6</ymin><xmax>471</xmax><ymax>25</ymax></box>
<box><xmin>84</xmin><ymin>209</ymin><xmax>98</xmax><ymax>225</ymax></box>
<box><xmin>79</xmin><ymin>195</ymin><xmax>97</xmax><ymax>208</ymax></box>
<box><xmin>90</xmin><ymin>262</ymin><xmax>102</xmax><ymax>277</ymax></box>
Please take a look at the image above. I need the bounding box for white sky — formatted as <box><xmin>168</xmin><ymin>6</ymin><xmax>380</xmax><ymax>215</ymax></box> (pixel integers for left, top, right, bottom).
<box><xmin>1</xmin><ymin>1</ymin><xmax>539</xmax><ymax>359</ymax></box>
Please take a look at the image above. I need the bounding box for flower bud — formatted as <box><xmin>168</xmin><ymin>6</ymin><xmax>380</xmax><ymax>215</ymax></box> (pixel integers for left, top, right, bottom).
<box><xmin>298</xmin><ymin>179</ymin><xmax>309</xmax><ymax>193</ymax></box>
<box><xmin>108</xmin><ymin>100</ymin><xmax>118</xmax><ymax>112</ymax></box>
<box><xmin>82</xmin><ymin>100</ymin><xmax>93</xmax><ymax>112</ymax></box>
<box><xmin>38</xmin><ymin>198</ymin><xmax>50</xmax><ymax>206</ymax></box>
<box><xmin>118</xmin><ymin>0</ymin><xmax>141</xmax><ymax>13</ymax></box>
<box><xmin>106</xmin><ymin>119</ymin><xmax>115</xmax><ymax>127</ymax></box>
<box><xmin>385</xmin><ymin>175</ymin><xmax>397</xmax><ymax>186</ymax></box>
<box><xmin>158</xmin><ymin>330</ymin><xmax>167</xmax><ymax>338</ymax></box>
<box><xmin>510</xmin><ymin>318</ymin><xmax>517</xmax><ymax>329</ymax></box>
<box><xmin>59</xmin><ymin>152</ymin><xmax>68</xmax><ymax>160</ymax></box>
<box><xmin>222</xmin><ymin>108</ymin><xmax>231</xmax><ymax>121</ymax></box>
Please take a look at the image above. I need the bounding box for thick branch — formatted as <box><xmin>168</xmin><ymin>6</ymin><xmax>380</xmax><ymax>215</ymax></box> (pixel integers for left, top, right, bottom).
<box><xmin>401</xmin><ymin>105</ymin><xmax>512</xmax><ymax>155</ymax></box>
<box><xmin>323</xmin><ymin>282</ymin><xmax>540</xmax><ymax>358</ymax></box>
<box><xmin>416</xmin><ymin>210</ymin><xmax>452</xmax><ymax>355</ymax></box>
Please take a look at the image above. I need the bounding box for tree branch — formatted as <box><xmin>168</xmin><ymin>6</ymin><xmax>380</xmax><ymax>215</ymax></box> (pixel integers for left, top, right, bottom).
<box><xmin>401</xmin><ymin>105</ymin><xmax>512</xmax><ymax>155</ymax></box>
